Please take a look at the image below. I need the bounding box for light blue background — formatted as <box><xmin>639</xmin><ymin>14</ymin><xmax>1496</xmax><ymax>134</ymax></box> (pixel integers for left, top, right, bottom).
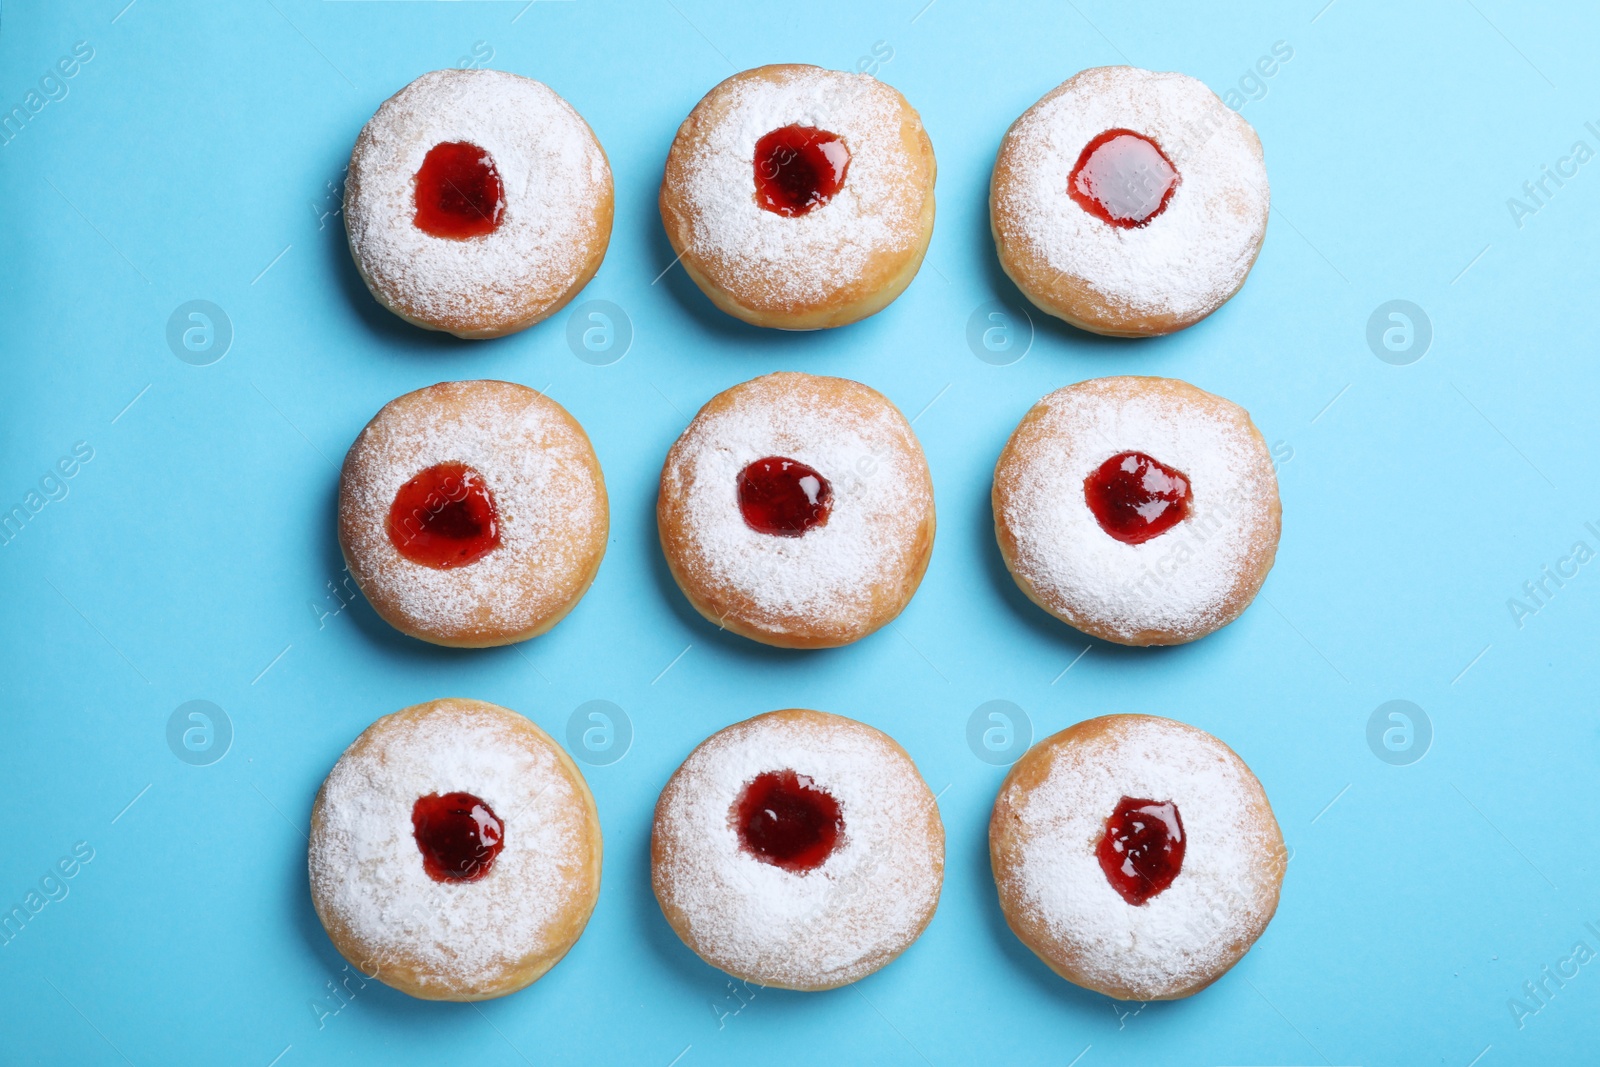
<box><xmin>2</xmin><ymin>1</ymin><xmax>1597</xmax><ymax>1064</ymax></box>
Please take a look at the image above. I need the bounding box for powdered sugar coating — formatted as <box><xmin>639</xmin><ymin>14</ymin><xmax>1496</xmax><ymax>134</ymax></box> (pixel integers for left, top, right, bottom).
<box><xmin>345</xmin><ymin>68</ymin><xmax>611</xmax><ymax>335</ymax></box>
<box><xmin>993</xmin><ymin>66</ymin><xmax>1269</xmax><ymax>323</ymax></box>
<box><xmin>659</xmin><ymin>373</ymin><xmax>934</xmax><ymax>645</ymax></box>
<box><xmin>994</xmin><ymin>716</ymin><xmax>1283</xmax><ymax>1000</ymax></box>
<box><xmin>309</xmin><ymin>699</ymin><xmax>598</xmax><ymax>998</ymax></box>
<box><xmin>652</xmin><ymin>710</ymin><xmax>943</xmax><ymax>989</ymax></box>
<box><xmin>339</xmin><ymin>380</ymin><xmax>607</xmax><ymax>645</ymax></box>
<box><xmin>663</xmin><ymin>65</ymin><xmax>929</xmax><ymax>312</ymax></box>
<box><xmin>994</xmin><ymin>377</ymin><xmax>1278</xmax><ymax>644</ymax></box>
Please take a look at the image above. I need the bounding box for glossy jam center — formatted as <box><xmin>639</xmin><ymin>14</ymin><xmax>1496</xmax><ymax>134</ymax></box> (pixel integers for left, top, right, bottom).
<box><xmin>737</xmin><ymin>456</ymin><xmax>832</xmax><ymax>537</ymax></box>
<box><xmin>753</xmin><ymin>125</ymin><xmax>851</xmax><ymax>217</ymax></box>
<box><xmin>1083</xmin><ymin>451</ymin><xmax>1191</xmax><ymax>544</ymax></box>
<box><xmin>1068</xmin><ymin>129</ymin><xmax>1179</xmax><ymax>228</ymax></box>
<box><xmin>387</xmin><ymin>462</ymin><xmax>501</xmax><ymax>569</ymax></box>
<box><xmin>1097</xmin><ymin>796</ymin><xmax>1185</xmax><ymax>906</ymax></box>
<box><xmin>734</xmin><ymin>770</ymin><xmax>843</xmax><ymax>872</ymax></box>
<box><xmin>413</xmin><ymin>141</ymin><xmax>505</xmax><ymax>239</ymax></box>
<box><xmin>412</xmin><ymin>791</ymin><xmax>504</xmax><ymax>882</ymax></box>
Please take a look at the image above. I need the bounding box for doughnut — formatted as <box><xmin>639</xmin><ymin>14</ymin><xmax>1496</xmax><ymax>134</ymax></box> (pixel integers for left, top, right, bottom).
<box><xmin>657</xmin><ymin>372</ymin><xmax>935</xmax><ymax>648</ymax></box>
<box><xmin>659</xmin><ymin>64</ymin><xmax>936</xmax><ymax>330</ymax></box>
<box><xmin>990</xmin><ymin>66</ymin><xmax>1269</xmax><ymax>337</ymax></box>
<box><xmin>990</xmin><ymin>714</ymin><xmax>1285</xmax><ymax>1000</ymax></box>
<box><xmin>344</xmin><ymin>68</ymin><xmax>613</xmax><ymax>339</ymax></box>
<box><xmin>992</xmin><ymin>376</ymin><xmax>1279</xmax><ymax>645</ymax></box>
<box><xmin>308</xmin><ymin>698</ymin><xmax>602</xmax><ymax>1001</ymax></box>
<box><xmin>338</xmin><ymin>379</ymin><xmax>608</xmax><ymax>647</ymax></box>
<box><xmin>652</xmin><ymin>709</ymin><xmax>943</xmax><ymax>990</ymax></box>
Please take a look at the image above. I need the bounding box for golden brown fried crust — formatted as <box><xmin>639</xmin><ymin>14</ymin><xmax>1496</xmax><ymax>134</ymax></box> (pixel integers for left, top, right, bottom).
<box><xmin>989</xmin><ymin>67</ymin><xmax>1267</xmax><ymax>337</ymax></box>
<box><xmin>344</xmin><ymin>71</ymin><xmax>613</xmax><ymax>340</ymax></box>
<box><xmin>657</xmin><ymin>373</ymin><xmax>935</xmax><ymax>648</ymax></box>
<box><xmin>660</xmin><ymin>64</ymin><xmax>936</xmax><ymax>330</ymax></box>
<box><xmin>992</xmin><ymin>376</ymin><xmax>1279</xmax><ymax>646</ymax></box>
<box><xmin>989</xmin><ymin>715</ymin><xmax>1285</xmax><ymax>1000</ymax></box>
<box><xmin>309</xmin><ymin>699</ymin><xmax>603</xmax><ymax>1001</ymax></box>
<box><xmin>650</xmin><ymin>709</ymin><xmax>944</xmax><ymax>990</ymax></box>
<box><xmin>338</xmin><ymin>380</ymin><xmax>609</xmax><ymax>647</ymax></box>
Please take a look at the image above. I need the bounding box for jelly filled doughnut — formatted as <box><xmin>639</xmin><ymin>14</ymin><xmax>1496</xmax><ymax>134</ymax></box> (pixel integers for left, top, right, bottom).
<box><xmin>657</xmin><ymin>372</ymin><xmax>935</xmax><ymax>648</ymax></box>
<box><xmin>652</xmin><ymin>709</ymin><xmax>944</xmax><ymax>990</ymax></box>
<box><xmin>309</xmin><ymin>698</ymin><xmax>602</xmax><ymax>1001</ymax></box>
<box><xmin>990</xmin><ymin>66</ymin><xmax>1269</xmax><ymax>337</ymax></box>
<box><xmin>339</xmin><ymin>380</ymin><xmax>608</xmax><ymax>647</ymax></box>
<box><xmin>990</xmin><ymin>714</ymin><xmax>1284</xmax><ymax>1001</ymax></box>
<box><xmin>344</xmin><ymin>68</ymin><xmax>613</xmax><ymax>339</ymax></box>
<box><xmin>992</xmin><ymin>376</ymin><xmax>1279</xmax><ymax>646</ymax></box>
<box><xmin>660</xmin><ymin>64</ymin><xmax>936</xmax><ymax>329</ymax></box>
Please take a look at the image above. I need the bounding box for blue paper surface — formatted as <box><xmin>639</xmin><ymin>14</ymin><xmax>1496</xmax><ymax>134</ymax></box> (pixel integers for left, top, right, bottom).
<box><xmin>2</xmin><ymin>1</ymin><xmax>1598</xmax><ymax>1064</ymax></box>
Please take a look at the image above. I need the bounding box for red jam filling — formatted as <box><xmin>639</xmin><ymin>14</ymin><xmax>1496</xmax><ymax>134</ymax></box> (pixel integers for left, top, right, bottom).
<box><xmin>1083</xmin><ymin>451</ymin><xmax>1191</xmax><ymax>544</ymax></box>
<box><xmin>412</xmin><ymin>791</ymin><xmax>504</xmax><ymax>882</ymax></box>
<box><xmin>413</xmin><ymin>141</ymin><xmax>505</xmax><ymax>239</ymax></box>
<box><xmin>387</xmin><ymin>462</ymin><xmax>501</xmax><ymax>569</ymax></box>
<box><xmin>1067</xmin><ymin>129</ymin><xmax>1179</xmax><ymax>228</ymax></box>
<box><xmin>753</xmin><ymin>125</ymin><xmax>851</xmax><ymax>217</ymax></box>
<box><xmin>1097</xmin><ymin>796</ymin><xmax>1185</xmax><ymax>906</ymax></box>
<box><xmin>733</xmin><ymin>770</ymin><xmax>843</xmax><ymax>872</ymax></box>
<box><xmin>737</xmin><ymin>456</ymin><xmax>832</xmax><ymax>537</ymax></box>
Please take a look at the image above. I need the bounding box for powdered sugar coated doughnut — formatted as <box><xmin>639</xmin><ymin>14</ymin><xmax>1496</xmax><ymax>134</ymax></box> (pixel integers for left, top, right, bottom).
<box><xmin>660</xmin><ymin>64</ymin><xmax>936</xmax><ymax>329</ymax></box>
<box><xmin>993</xmin><ymin>376</ymin><xmax>1279</xmax><ymax>645</ymax></box>
<box><xmin>339</xmin><ymin>380</ymin><xmax>608</xmax><ymax>647</ymax></box>
<box><xmin>657</xmin><ymin>372</ymin><xmax>935</xmax><ymax>648</ymax></box>
<box><xmin>345</xmin><ymin>69</ymin><xmax>613</xmax><ymax>339</ymax></box>
<box><xmin>990</xmin><ymin>715</ymin><xmax>1284</xmax><ymax>1001</ymax></box>
<box><xmin>991</xmin><ymin>66</ymin><xmax>1269</xmax><ymax>336</ymax></box>
<box><xmin>652</xmin><ymin>709</ymin><xmax>944</xmax><ymax>990</ymax></box>
<box><xmin>309</xmin><ymin>698</ymin><xmax>602</xmax><ymax>1001</ymax></box>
